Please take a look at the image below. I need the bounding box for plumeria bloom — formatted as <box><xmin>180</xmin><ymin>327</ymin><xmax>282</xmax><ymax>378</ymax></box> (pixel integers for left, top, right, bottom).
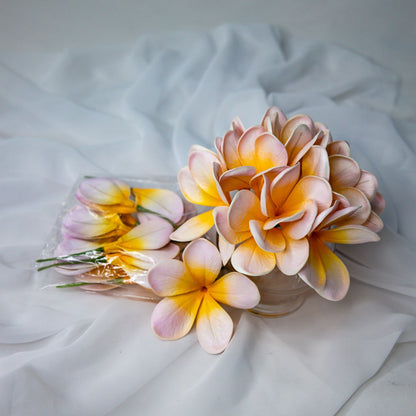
<box><xmin>76</xmin><ymin>177</ymin><xmax>185</xmax><ymax>227</ymax></box>
<box><xmin>215</xmin><ymin>168</ymin><xmax>332</xmax><ymax>276</ymax></box>
<box><xmin>38</xmin><ymin>218</ymin><xmax>178</xmax><ymax>288</ymax></box>
<box><xmin>76</xmin><ymin>177</ymin><xmax>137</xmax><ymax>214</ymax></box>
<box><xmin>62</xmin><ymin>204</ymin><xmax>132</xmax><ymax>241</ymax></box>
<box><xmin>148</xmin><ymin>238</ymin><xmax>260</xmax><ymax>354</ymax></box>
<box><xmin>298</xmin><ymin>201</ymin><xmax>381</xmax><ymax>300</ymax></box>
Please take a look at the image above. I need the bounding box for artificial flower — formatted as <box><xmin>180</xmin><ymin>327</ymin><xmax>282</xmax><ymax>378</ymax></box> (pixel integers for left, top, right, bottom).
<box><xmin>148</xmin><ymin>238</ymin><xmax>260</xmax><ymax>354</ymax></box>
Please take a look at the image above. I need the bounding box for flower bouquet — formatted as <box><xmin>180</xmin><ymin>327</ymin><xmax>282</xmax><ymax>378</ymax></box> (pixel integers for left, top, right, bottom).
<box><xmin>37</xmin><ymin>107</ymin><xmax>384</xmax><ymax>354</ymax></box>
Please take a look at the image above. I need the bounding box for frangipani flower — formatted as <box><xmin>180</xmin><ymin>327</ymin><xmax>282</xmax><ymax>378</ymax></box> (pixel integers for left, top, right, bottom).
<box><xmin>76</xmin><ymin>177</ymin><xmax>136</xmax><ymax>214</ymax></box>
<box><xmin>148</xmin><ymin>238</ymin><xmax>260</xmax><ymax>354</ymax></box>
<box><xmin>298</xmin><ymin>201</ymin><xmax>381</xmax><ymax>300</ymax></box>
<box><xmin>215</xmin><ymin>170</ymin><xmax>332</xmax><ymax>276</ymax></box>
<box><xmin>62</xmin><ymin>204</ymin><xmax>132</xmax><ymax>241</ymax></box>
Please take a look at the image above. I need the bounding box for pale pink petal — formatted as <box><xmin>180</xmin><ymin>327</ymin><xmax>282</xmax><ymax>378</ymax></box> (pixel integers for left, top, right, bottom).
<box><xmin>133</xmin><ymin>188</ymin><xmax>184</xmax><ymax>223</ymax></box>
<box><xmin>362</xmin><ymin>211</ymin><xmax>384</xmax><ymax>233</ymax></box>
<box><xmin>250</xmin><ymin>166</ymin><xmax>288</xmax><ymax>196</ymax></box>
<box><xmin>301</xmin><ymin>146</ymin><xmax>330</xmax><ymax>180</ymax></box>
<box><xmin>371</xmin><ymin>192</ymin><xmax>385</xmax><ymax>215</ymax></box>
<box><xmin>109</xmin><ymin>218</ymin><xmax>173</xmax><ymax>251</ymax></box>
<box><xmin>196</xmin><ymin>294</ymin><xmax>233</xmax><ymax>354</ymax></box>
<box><xmin>311</xmin><ymin>202</ymin><xmax>339</xmax><ymax>231</ymax></box>
<box><xmin>270</xmin><ymin>164</ymin><xmax>301</xmax><ymax>209</ymax></box>
<box><xmin>282</xmin><ymin>176</ymin><xmax>332</xmax><ymax>212</ymax></box>
<box><xmin>183</xmin><ymin>238</ymin><xmax>222</xmax><ymax>287</ymax></box>
<box><xmin>214</xmin><ymin>206</ymin><xmax>251</xmax><ymax>245</ymax></box>
<box><xmin>316</xmin><ymin>205</ymin><xmax>359</xmax><ymax>230</ymax></box>
<box><xmin>178</xmin><ymin>167</ymin><xmax>224</xmax><ymax>206</ymax></box>
<box><xmin>332</xmin><ymin>191</ymin><xmax>351</xmax><ymax>209</ymax></box>
<box><xmin>339</xmin><ymin>187</ymin><xmax>372</xmax><ymax>225</ymax></box>
<box><xmin>284</xmin><ymin>200</ymin><xmax>318</xmax><ymax>239</ymax></box>
<box><xmin>232</xmin><ymin>116</ymin><xmax>245</xmax><ymax>137</ymax></box>
<box><xmin>312</xmin><ymin>238</ymin><xmax>349</xmax><ymax>301</ymax></box>
<box><xmin>151</xmin><ymin>291</ymin><xmax>204</xmax><ymax>340</ymax></box>
<box><xmin>148</xmin><ymin>259</ymin><xmax>201</xmax><ymax>296</ymax></box>
<box><xmin>329</xmin><ymin>155</ymin><xmax>361</xmax><ymax>191</ymax></box>
<box><xmin>285</xmin><ymin>124</ymin><xmax>313</xmax><ymax>165</ymax></box>
<box><xmin>209</xmin><ymin>272</ymin><xmax>260</xmax><ymax>309</ymax></box>
<box><xmin>126</xmin><ymin>243</ymin><xmax>180</xmax><ymax>269</ymax></box>
<box><xmin>170</xmin><ymin>209</ymin><xmax>215</xmax><ymax>242</ymax></box>
<box><xmin>260</xmin><ymin>175</ymin><xmax>275</xmax><ymax>217</ymax></box>
<box><xmin>228</xmin><ymin>190</ymin><xmax>265</xmax><ymax>231</ymax></box>
<box><xmin>231</xmin><ymin>238</ymin><xmax>276</xmax><ymax>276</ymax></box>
<box><xmin>212</xmin><ymin>162</ymin><xmax>231</xmax><ymax>204</ymax></box>
<box><xmin>218</xmin><ymin>235</ymin><xmax>235</xmax><ymax>265</ymax></box>
<box><xmin>327</xmin><ymin>140</ymin><xmax>351</xmax><ymax>156</ymax></box>
<box><xmin>355</xmin><ymin>170</ymin><xmax>378</xmax><ymax>201</ymax></box>
<box><xmin>275</xmin><ymin>234</ymin><xmax>309</xmax><ymax>276</ymax></box>
<box><xmin>317</xmin><ymin>225</ymin><xmax>380</xmax><ymax>244</ymax></box>
<box><xmin>189</xmin><ymin>150</ymin><xmax>223</xmax><ymax>198</ymax></box>
<box><xmin>76</xmin><ymin>177</ymin><xmax>131</xmax><ymax>205</ymax></box>
<box><xmin>254</xmin><ymin>133</ymin><xmax>288</xmax><ymax>172</ymax></box>
<box><xmin>237</xmin><ymin>126</ymin><xmax>267</xmax><ymax>166</ymax></box>
<box><xmin>55</xmin><ymin>238</ymin><xmax>101</xmax><ymax>258</ymax></box>
<box><xmin>223</xmin><ymin>130</ymin><xmax>242</xmax><ymax>169</ymax></box>
<box><xmin>315</xmin><ymin>129</ymin><xmax>332</xmax><ymax>148</ymax></box>
<box><xmin>249</xmin><ymin>220</ymin><xmax>286</xmax><ymax>252</ymax></box>
<box><xmin>280</xmin><ymin>114</ymin><xmax>314</xmax><ymax>145</ymax></box>
<box><xmin>261</xmin><ymin>106</ymin><xmax>287</xmax><ymax>137</ymax></box>
<box><xmin>263</xmin><ymin>209</ymin><xmax>305</xmax><ymax>230</ymax></box>
<box><xmin>219</xmin><ymin>165</ymin><xmax>256</xmax><ymax>194</ymax></box>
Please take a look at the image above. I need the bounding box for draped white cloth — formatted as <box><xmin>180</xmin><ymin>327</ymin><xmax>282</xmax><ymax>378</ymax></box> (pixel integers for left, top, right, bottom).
<box><xmin>0</xmin><ymin>24</ymin><xmax>415</xmax><ymax>415</ymax></box>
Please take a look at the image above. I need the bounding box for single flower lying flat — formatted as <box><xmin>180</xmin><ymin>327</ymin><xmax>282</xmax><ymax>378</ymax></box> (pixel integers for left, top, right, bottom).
<box><xmin>148</xmin><ymin>238</ymin><xmax>260</xmax><ymax>354</ymax></box>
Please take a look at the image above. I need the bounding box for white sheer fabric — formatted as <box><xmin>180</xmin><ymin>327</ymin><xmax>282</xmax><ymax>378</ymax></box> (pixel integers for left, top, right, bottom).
<box><xmin>0</xmin><ymin>24</ymin><xmax>415</xmax><ymax>415</ymax></box>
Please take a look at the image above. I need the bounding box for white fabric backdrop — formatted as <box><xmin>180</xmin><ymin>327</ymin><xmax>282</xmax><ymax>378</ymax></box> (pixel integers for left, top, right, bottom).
<box><xmin>0</xmin><ymin>24</ymin><xmax>415</xmax><ymax>415</ymax></box>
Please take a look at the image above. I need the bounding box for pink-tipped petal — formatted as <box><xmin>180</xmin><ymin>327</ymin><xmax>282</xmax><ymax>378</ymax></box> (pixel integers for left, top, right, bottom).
<box><xmin>232</xmin><ymin>116</ymin><xmax>245</xmax><ymax>137</ymax></box>
<box><xmin>148</xmin><ymin>259</ymin><xmax>201</xmax><ymax>296</ymax></box>
<box><xmin>249</xmin><ymin>220</ymin><xmax>286</xmax><ymax>252</ymax></box>
<box><xmin>133</xmin><ymin>188</ymin><xmax>184</xmax><ymax>223</ymax></box>
<box><xmin>196</xmin><ymin>294</ymin><xmax>233</xmax><ymax>354</ymax></box>
<box><xmin>223</xmin><ymin>130</ymin><xmax>242</xmax><ymax>169</ymax></box>
<box><xmin>123</xmin><ymin>244</ymin><xmax>180</xmax><ymax>270</ymax></box>
<box><xmin>270</xmin><ymin>164</ymin><xmax>301</xmax><ymax>209</ymax></box>
<box><xmin>363</xmin><ymin>211</ymin><xmax>384</xmax><ymax>233</ymax></box>
<box><xmin>170</xmin><ymin>209</ymin><xmax>215</xmax><ymax>242</ymax></box>
<box><xmin>280</xmin><ymin>114</ymin><xmax>314</xmax><ymax>145</ymax></box>
<box><xmin>282</xmin><ymin>176</ymin><xmax>332</xmax><ymax>212</ymax></box>
<box><xmin>298</xmin><ymin>238</ymin><xmax>325</xmax><ymax>289</ymax></box>
<box><xmin>254</xmin><ymin>133</ymin><xmax>288</xmax><ymax>172</ymax></box>
<box><xmin>301</xmin><ymin>146</ymin><xmax>330</xmax><ymax>180</ymax></box>
<box><xmin>260</xmin><ymin>175</ymin><xmax>275</xmax><ymax>217</ymax></box>
<box><xmin>212</xmin><ymin>162</ymin><xmax>231</xmax><ymax>204</ymax></box>
<box><xmin>275</xmin><ymin>234</ymin><xmax>309</xmax><ymax>276</ymax></box>
<box><xmin>340</xmin><ymin>187</ymin><xmax>372</xmax><ymax>225</ymax></box>
<box><xmin>231</xmin><ymin>238</ymin><xmax>276</xmax><ymax>276</ymax></box>
<box><xmin>209</xmin><ymin>272</ymin><xmax>260</xmax><ymax>309</ymax></box>
<box><xmin>283</xmin><ymin>200</ymin><xmax>318</xmax><ymax>239</ymax></box>
<box><xmin>76</xmin><ymin>177</ymin><xmax>131</xmax><ymax>205</ymax></box>
<box><xmin>228</xmin><ymin>190</ymin><xmax>265</xmax><ymax>231</ymax></box>
<box><xmin>327</xmin><ymin>140</ymin><xmax>351</xmax><ymax>156</ymax></box>
<box><xmin>183</xmin><ymin>238</ymin><xmax>222</xmax><ymax>287</ymax></box>
<box><xmin>329</xmin><ymin>155</ymin><xmax>361</xmax><ymax>191</ymax></box>
<box><xmin>214</xmin><ymin>206</ymin><xmax>251</xmax><ymax>245</ymax></box>
<box><xmin>218</xmin><ymin>235</ymin><xmax>235</xmax><ymax>265</ymax></box>
<box><xmin>316</xmin><ymin>205</ymin><xmax>359</xmax><ymax>230</ymax></box>
<box><xmin>261</xmin><ymin>106</ymin><xmax>287</xmax><ymax>137</ymax></box>
<box><xmin>317</xmin><ymin>225</ymin><xmax>380</xmax><ymax>244</ymax></box>
<box><xmin>151</xmin><ymin>291</ymin><xmax>204</xmax><ymax>340</ymax></box>
<box><xmin>110</xmin><ymin>218</ymin><xmax>173</xmax><ymax>251</ymax></box>
<box><xmin>355</xmin><ymin>170</ymin><xmax>378</xmax><ymax>201</ymax></box>
<box><xmin>285</xmin><ymin>124</ymin><xmax>313</xmax><ymax>165</ymax></box>
<box><xmin>178</xmin><ymin>167</ymin><xmax>224</xmax><ymax>206</ymax></box>
<box><xmin>219</xmin><ymin>166</ymin><xmax>257</xmax><ymax>194</ymax></box>
<box><xmin>263</xmin><ymin>209</ymin><xmax>305</xmax><ymax>231</ymax></box>
<box><xmin>371</xmin><ymin>192</ymin><xmax>385</xmax><ymax>216</ymax></box>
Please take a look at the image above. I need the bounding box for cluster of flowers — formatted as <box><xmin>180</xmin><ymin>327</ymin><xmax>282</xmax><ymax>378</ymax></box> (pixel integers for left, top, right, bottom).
<box><xmin>37</xmin><ymin>106</ymin><xmax>384</xmax><ymax>354</ymax></box>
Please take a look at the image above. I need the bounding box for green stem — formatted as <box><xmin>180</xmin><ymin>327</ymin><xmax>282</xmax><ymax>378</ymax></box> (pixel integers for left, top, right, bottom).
<box><xmin>57</xmin><ymin>277</ymin><xmax>125</xmax><ymax>288</ymax></box>
<box><xmin>136</xmin><ymin>205</ymin><xmax>177</xmax><ymax>228</ymax></box>
<box><xmin>37</xmin><ymin>257</ymin><xmax>107</xmax><ymax>272</ymax></box>
<box><xmin>36</xmin><ymin>247</ymin><xmax>105</xmax><ymax>263</ymax></box>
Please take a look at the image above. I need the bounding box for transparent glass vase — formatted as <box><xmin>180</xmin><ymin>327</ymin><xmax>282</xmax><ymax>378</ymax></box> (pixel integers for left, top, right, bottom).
<box><xmin>250</xmin><ymin>269</ymin><xmax>311</xmax><ymax>317</ymax></box>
